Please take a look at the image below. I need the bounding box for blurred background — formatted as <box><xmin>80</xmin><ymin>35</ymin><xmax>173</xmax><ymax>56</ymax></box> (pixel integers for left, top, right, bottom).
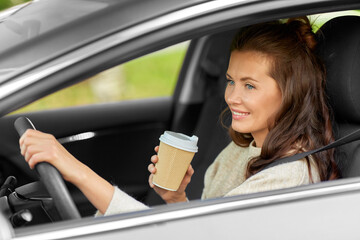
<box><xmin>11</xmin><ymin>42</ymin><xmax>188</xmax><ymax>114</ymax></box>
<box><xmin>1</xmin><ymin>0</ymin><xmax>187</xmax><ymax>114</ymax></box>
<box><xmin>0</xmin><ymin>0</ymin><xmax>30</xmax><ymax>11</ymax></box>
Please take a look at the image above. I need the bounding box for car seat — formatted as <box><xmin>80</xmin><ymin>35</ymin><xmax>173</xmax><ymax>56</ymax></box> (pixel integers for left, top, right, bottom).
<box><xmin>317</xmin><ymin>16</ymin><xmax>360</xmax><ymax>178</ymax></box>
<box><xmin>144</xmin><ymin>33</ymin><xmax>233</xmax><ymax>205</ymax></box>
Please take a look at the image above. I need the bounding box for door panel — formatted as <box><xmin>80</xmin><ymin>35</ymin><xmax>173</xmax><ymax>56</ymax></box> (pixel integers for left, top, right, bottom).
<box><xmin>0</xmin><ymin>97</ymin><xmax>172</xmax><ymax>216</ymax></box>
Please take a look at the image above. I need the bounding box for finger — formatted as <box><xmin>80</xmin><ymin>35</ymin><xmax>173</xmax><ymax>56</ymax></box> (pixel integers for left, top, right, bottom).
<box><xmin>23</xmin><ymin>143</ymin><xmax>51</xmax><ymax>163</ymax></box>
<box><xmin>150</xmin><ymin>155</ymin><xmax>158</xmax><ymax>164</ymax></box>
<box><xmin>180</xmin><ymin>165</ymin><xmax>194</xmax><ymax>187</ymax></box>
<box><xmin>20</xmin><ymin>136</ymin><xmax>53</xmax><ymax>157</ymax></box>
<box><xmin>19</xmin><ymin>129</ymin><xmax>56</xmax><ymax>151</ymax></box>
<box><xmin>20</xmin><ymin>137</ymin><xmax>39</xmax><ymax>156</ymax></box>
<box><xmin>20</xmin><ymin>130</ymin><xmax>52</xmax><ymax>153</ymax></box>
<box><xmin>148</xmin><ymin>174</ymin><xmax>155</xmax><ymax>188</ymax></box>
<box><xmin>147</xmin><ymin>164</ymin><xmax>157</xmax><ymax>174</ymax></box>
<box><xmin>154</xmin><ymin>146</ymin><xmax>159</xmax><ymax>153</ymax></box>
<box><xmin>20</xmin><ymin>129</ymin><xmax>50</xmax><ymax>145</ymax></box>
<box><xmin>182</xmin><ymin>174</ymin><xmax>192</xmax><ymax>187</ymax></box>
<box><xmin>24</xmin><ymin>145</ymin><xmax>35</xmax><ymax>162</ymax></box>
<box><xmin>185</xmin><ymin>165</ymin><xmax>194</xmax><ymax>182</ymax></box>
<box><xmin>28</xmin><ymin>152</ymin><xmax>54</xmax><ymax>169</ymax></box>
<box><xmin>19</xmin><ymin>129</ymin><xmax>35</xmax><ymax>146</ymax></box>
<box><xmin>20</xmin><ymin>142</ymin><xmax>27</xmax><ymax>156</ymax></box>
<box><xmin>187</xmin><ymin>165</ymin><xmax>194</xmax><ymax>176</ymax></box>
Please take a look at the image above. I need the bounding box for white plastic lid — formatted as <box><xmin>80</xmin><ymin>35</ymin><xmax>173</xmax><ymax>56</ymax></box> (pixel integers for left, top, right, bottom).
<box><xmin>159</xmin><ymin>131</ymin><xmax>198</xmax><ymax>152</ymax></box>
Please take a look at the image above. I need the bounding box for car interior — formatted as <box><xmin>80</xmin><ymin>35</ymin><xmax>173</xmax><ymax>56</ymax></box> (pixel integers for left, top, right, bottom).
<box><xmin>1</xmin><ymin>9</ymin><xmax>360</xmax><ymax>228</ymax></box>
<box><xmin>317</xmin><ymin>15</ymin><xmax>360</xmax><ymax>178</ymax></box>
<box><xmin>149</xmin><ymin>14</ymin><xmax>360</xmax><ymax>204</ymax></box>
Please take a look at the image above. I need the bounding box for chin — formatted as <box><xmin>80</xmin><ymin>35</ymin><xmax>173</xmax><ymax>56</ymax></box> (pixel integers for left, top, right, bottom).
<box><xmin>231</xmin><ymin>125</ymin><xmax>252</xmax><ymax>134</ymax></box>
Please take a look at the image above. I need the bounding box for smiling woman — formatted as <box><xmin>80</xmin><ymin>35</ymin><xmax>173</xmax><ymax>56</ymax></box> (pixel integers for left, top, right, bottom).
<box><xmin>225</xmin><ymin>50</ymin><xmax>282</xmax><ymax>148</ymax></box>
<box><xmin>225</xmin><ymin>17</ymin><xmax>339</xmax><ymax>181</ymax></box>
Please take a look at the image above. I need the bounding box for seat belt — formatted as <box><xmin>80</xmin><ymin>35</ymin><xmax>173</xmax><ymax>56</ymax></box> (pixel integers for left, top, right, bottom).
<box><xmin>262</xmin><ymin>128</ymin><xmax>360</xmax><ymax>171</ymax></box>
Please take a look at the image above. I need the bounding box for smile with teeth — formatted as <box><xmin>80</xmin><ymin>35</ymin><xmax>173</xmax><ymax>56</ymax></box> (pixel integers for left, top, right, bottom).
<box><xmin>232</xmin><ymin>111</ymin><xmax>250</xmax><ymax>116</ymax></box>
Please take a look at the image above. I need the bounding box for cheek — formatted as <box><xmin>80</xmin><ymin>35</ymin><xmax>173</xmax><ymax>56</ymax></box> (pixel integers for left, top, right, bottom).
<box><xmin>263</xmin><ymin>93</ymin><xmax>282</xmax><ymax>118</ymax></box>
<box><xmin>240</xmin><ymin>93</ymin><xmax>251</xmax><ymax>103</ymax></box>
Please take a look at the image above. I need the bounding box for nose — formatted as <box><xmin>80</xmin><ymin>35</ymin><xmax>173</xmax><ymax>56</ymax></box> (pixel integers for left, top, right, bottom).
<box><xmin>226</xmin><ymin>86</ymin><xmax>242</xmax><ymax>105</ymax></box>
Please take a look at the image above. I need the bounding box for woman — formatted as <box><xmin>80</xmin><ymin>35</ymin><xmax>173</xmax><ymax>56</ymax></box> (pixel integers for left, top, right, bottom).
<box><xmin>19</xmin><ymin>17</ymin><xmax>339</xmax><ymax>216</ymax></box>
<box><xmin>148</xmin><ymin>17</ymin><xmax>339</xmax><ymax>204</ymax></box>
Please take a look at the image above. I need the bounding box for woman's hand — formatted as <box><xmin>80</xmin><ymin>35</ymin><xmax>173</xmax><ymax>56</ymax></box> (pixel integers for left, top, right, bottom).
<box><xmin>19</xmin><ymin>129</ymin><xmax>115</xmax><ymax>214</ymax></box>
<box><xmin>148</xmin><ymin>146</ymin><xmax>194</xmax><ymax>203</ymax></box>
<box><xmin>19</xmin><ymin>129</ymin><xmax>87</xmax><ymax>185</ymax></box>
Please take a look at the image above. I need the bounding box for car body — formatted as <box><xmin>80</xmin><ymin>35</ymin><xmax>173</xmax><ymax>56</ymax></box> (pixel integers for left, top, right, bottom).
<box><xmin>0</xmin><ymin>0</ymin><xmax>360</xmax><ymax>239</ymax></box>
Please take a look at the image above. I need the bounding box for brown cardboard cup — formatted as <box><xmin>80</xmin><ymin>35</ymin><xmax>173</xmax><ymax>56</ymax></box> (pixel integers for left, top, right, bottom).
<box><xmin>152</xmin><ymin>131</ymin><xmax>198</xmax><ymax>191</ymax></box>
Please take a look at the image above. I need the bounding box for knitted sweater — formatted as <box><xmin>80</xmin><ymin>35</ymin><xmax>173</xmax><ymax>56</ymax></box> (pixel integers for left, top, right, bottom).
<box><xmin>96</xmin><ymin>141</ymin><xmax>320</xmax><ymax>216</ymax></box>
<box><xmin>202</xmin><ymin>141</ymin><xmax>320</xmax><ymax>199</ymax></box>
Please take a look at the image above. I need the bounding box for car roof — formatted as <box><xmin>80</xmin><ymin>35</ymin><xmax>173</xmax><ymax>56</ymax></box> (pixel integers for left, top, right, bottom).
<box><xmin>0</xmin><ymin>0</ymin><xmax>207</xmax><ymax>78</ymax></box>
<box><xmin>0</xmin><ymin>0</ymin><xmax>207</xmax><ymax>50</ymax></box>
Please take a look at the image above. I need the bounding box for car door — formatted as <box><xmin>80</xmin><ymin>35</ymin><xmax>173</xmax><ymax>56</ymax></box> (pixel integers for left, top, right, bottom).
<box><xmin>0</xmin><ymin>41</ymin><xmax>196</xmax><ymax>216</ymax></box>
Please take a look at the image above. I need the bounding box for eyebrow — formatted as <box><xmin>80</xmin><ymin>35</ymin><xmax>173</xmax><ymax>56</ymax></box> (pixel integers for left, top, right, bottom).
<box><xmin>226</xmin><ymin>73</ymin><xmax>259</xmax><ymax>82</ymax></box>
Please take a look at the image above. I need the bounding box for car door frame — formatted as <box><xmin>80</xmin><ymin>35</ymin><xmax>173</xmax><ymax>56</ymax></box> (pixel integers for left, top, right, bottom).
<box><xmin>2</xmin><ymin>0</ymin><xmax>360</xmax><ymax>238</ymax></box>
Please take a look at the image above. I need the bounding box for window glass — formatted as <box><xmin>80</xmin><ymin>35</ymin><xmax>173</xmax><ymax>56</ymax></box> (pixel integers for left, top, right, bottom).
<box><xmin>13</xmin><ymin>42</ymin><xmax>189</xmax><ymax>114</ymax></box>
<box><xmin>0</xmin><ymin>0</ymin><xmax>31</xmax><ymax>11</ymax></box>
<box><xmin>310</xmin><ymin>10</ymin><xmax>360</xmax><ymax>31</ymax></box>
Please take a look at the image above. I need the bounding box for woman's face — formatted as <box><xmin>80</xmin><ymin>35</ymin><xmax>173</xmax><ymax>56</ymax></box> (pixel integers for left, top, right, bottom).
<box><xmin>225</xmin><ymin>50</ymin><xmax>282</xmax><ymax>147</ymax></box>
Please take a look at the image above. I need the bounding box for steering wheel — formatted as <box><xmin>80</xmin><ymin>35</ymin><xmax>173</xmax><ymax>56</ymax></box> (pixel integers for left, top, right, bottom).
<box><xmin>14</xmin><ymin>117</ymin><xmax>81</xmax><ymax>220</ymax></box>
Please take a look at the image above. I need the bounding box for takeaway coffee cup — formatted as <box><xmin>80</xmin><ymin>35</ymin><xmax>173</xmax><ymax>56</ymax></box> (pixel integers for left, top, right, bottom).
<box><xmin>152</xmin><ymin>131</ymin><xmax>198</xmax><ymax>191</ymax></box>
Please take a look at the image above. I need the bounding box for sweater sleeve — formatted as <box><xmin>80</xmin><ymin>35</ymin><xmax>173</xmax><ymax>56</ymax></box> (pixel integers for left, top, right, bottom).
<box><xmin>95</xmin><ymin>186</ymin><xmax>149</xmax><ymax>217</ymax></box>
<box><xmin>224</xmin><ymin>159</ymin><xmax>320</xmax><ymax>197</ymax></box>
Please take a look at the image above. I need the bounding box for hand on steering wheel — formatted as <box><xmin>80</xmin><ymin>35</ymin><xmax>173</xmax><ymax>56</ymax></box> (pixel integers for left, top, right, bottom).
<box><xmin>15</xmin><ymin>117</ymin><xmax>81</xmax><ymax>220</ymax></box>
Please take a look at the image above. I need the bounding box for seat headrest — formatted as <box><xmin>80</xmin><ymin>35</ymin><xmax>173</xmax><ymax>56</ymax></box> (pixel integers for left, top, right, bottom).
<box><xmin>317</xmin><ymin>16</ymin><xmax>360</xmax><ymax>123</ymax></box>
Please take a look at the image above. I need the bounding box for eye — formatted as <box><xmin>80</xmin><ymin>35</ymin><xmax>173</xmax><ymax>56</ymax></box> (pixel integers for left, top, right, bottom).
<box><xmin>226</xmin><ymin>79</ymin><xmax>235</xmax><ymax>86</ymax></box>
<box><xmin>245</xmin><ymin>83</ymin><xmax>255</xmax><ymax>90</ymax></box>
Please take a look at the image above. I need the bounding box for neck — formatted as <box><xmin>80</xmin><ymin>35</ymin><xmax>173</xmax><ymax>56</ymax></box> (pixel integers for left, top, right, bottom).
<box><xmin>251</xmin><ymin>130</ymin><xmax>268</xmax><ymax>148</ymax></box>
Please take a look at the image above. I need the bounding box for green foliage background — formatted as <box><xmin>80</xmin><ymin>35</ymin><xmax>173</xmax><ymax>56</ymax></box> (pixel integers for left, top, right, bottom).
<box><xmin>0</xmin><ymin>0</ymin><xmax>30</xmax><ymax>11</ymax></box>
<box><xmin>1</xmin><ymin>0</ymin><xmax>187</xmax><ymax>114</ymax></box>
<box><xmin>12</xmin><ymin>45</ymin><xmax>188</xmax><ymax>114</ymax></box>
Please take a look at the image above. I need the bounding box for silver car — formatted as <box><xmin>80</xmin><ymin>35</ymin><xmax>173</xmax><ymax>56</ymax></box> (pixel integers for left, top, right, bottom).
<box><xmin>0</xmin><ymin>0</ymin><xmax>360</xmax><ymax>239</ymax></box>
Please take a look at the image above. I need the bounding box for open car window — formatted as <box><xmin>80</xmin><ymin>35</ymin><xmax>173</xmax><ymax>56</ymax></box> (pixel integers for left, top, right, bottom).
<box><xmin>1</xmin><ymin>1</ymin><xmax>360</xmax><ymax>239</ymax></box>
<box><xmin>12</xmin><ymin>42</ymin><xmax>189</xmax><ymax>114</ymax></box>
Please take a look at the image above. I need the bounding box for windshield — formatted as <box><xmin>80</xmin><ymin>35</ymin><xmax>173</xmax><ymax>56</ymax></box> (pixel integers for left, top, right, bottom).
<box><xmin>0</xmin><ymin>1</ymin><xmax>108</xmax><ymax>54</ymax></box>
<box><xmin>0</xmin><ymin>0</ymin><xmax>108</xmax><ymax>82</ymax></box>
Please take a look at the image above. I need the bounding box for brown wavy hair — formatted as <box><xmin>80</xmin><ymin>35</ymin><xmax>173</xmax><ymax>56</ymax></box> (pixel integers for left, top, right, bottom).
<box><xmin>225</xmin><ymin>17</ymin><xmax>339</xmax><ymax>181</ymax></box>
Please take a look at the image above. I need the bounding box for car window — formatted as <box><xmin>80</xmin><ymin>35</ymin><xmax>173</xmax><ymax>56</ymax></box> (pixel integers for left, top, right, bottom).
<box><xmin>0</xmin><ymin>0</ymin><xmax>108</xmax><ymax>52</ymax></box>
<box><xmin>12</xmin><ymin>42</ymin><xmax>189</xmax><ymax>114</ymax></box>
<box><xmin>310</xmin><ymin>10</ymin><xmax>360</xmax><ymax>31</ymax></box>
